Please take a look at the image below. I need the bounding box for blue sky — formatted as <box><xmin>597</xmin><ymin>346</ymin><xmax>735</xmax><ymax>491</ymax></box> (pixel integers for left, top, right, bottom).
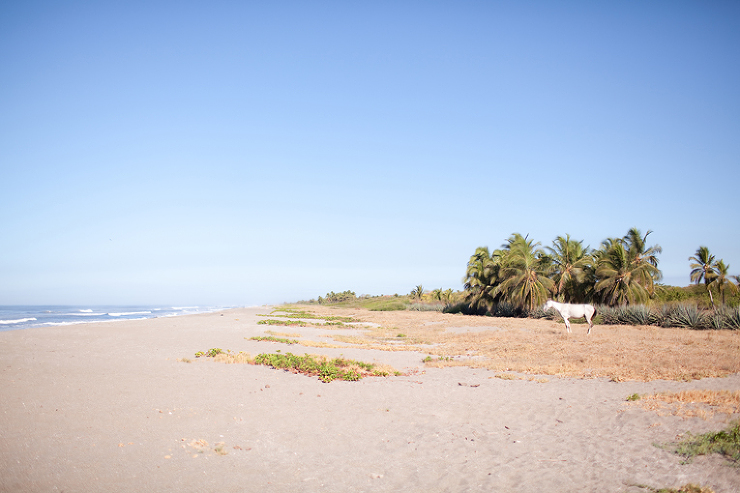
<box><xmin>1</xmin><ymin>1</ymin><xmax>738</xmax><ymax>306</ymax></box>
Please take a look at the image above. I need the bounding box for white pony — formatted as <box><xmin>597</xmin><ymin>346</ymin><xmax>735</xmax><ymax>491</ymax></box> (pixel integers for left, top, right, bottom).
<box><xmin>543</xmin><ymin>300</ymin><xmax>597</xmax><ymax>335</ymax></box>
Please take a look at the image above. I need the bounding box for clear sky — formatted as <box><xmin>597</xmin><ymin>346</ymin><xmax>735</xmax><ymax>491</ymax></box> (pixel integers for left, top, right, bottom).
<box><xmin>1</xmin><ymin>1</ymin><xmax>738</xmax><ymax>306</ymax></box>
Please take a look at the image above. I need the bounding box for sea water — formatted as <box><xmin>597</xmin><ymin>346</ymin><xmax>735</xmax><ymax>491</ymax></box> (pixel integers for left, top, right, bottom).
<box><xmin>0</xmin><ymin>305</ymin><xmax>228</xmax><ymax>332</ymax></box>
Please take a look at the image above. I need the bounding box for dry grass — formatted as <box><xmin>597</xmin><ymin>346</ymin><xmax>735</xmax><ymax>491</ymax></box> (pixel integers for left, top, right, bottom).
<box><xmin>213</xmin><ymin>351</ymin><xmax>253</xmax><ymax>364</ymax></box>
<box><xmin>634</xmin><ymin>390</ymin><xmax>740</xmax><ymax>419</ymax></box>
<box><xmin>295</xmin><ymin>305</ymin><xmax>740</xmax><ymax>382</ymax></box>
<box><xmin>265</xmin><ymin>330</ymin><xmax>303</xmax><ymax>338</ymax></box>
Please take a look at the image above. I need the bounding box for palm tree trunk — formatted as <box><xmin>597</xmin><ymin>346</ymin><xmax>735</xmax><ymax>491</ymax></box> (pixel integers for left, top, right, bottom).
<box><xmin>706</xmin><ymin>282</ymin><xmax>716</xmax><ymax>310</ymax></box>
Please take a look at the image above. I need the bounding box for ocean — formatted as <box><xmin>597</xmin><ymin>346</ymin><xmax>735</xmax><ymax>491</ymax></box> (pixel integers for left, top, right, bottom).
<box><xmin>0</xmin><ymin>305</ymin><xmax>229</xmax><ymax>332</ymax></box>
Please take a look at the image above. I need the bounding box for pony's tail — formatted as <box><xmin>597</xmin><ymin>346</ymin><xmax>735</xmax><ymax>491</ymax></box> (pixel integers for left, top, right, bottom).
<box><xmin>592</xmin><ymin>305</ymin><xmax>598</xmax><ymax>318</ymax></box>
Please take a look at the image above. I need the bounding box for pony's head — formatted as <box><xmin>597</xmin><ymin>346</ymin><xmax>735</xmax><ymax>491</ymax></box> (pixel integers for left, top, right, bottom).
<box><xmin>543</xmin><ymin>300</ymin><xmax>554</xmax><ymax>310</ymax></box>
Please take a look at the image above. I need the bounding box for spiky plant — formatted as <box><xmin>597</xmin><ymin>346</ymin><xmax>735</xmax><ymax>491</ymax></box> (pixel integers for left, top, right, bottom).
<box><xmin>623</xmin><ymin>305</ymin><xmax>659</xmax><ymax>326</ymax></box>
<box><xmin>664</xmin><ymin>304</ymin><xmax>708</xmax><ymax>330</ymax></box>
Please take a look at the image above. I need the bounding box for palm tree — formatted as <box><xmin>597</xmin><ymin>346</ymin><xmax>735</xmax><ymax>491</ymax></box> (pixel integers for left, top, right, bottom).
<box><xmin>431</xmin><ymin>288</ymin><xmax>443</xmax><ymax>304</ymax></box>
<box><xmin>622</xmin><ymin>228</ymin><xmax>663</xmax><ymax>296</ymax></box>
<box><xmin>624</xmin><ymin>228</ymin><xmax>662</xmax><ymax>267</ymax></box>
<box><xmin>463</xmin><ymin>247</ymin><xmax>499</xmax><ymax>311</ymax></box>
<box><xmin>411</xmin><ymin>285</ymin><xmax>424</xmax><ymax>308</ymax></box>
<box><xmin>689</xmin><ymin>246</ymin><xmax>718</xmax><ymax>310</ymax></box>
<box><xmin>594</xmin><ymin>237</ymin><xmax>661</xmax><ymax>306</ymax></box>
<box><xmin>442</xmin><ymin>288</ymin><xmax>453</xmax><ymax>307</ymax></box>
<box><xmin>708</xmin><ymin>260</ymin><xmax>738</xmax><ymax>306</ymax></box>
<box><xmin>545</xmin><ymin>234</ymin><xmax>592</xmax><ymax>303</ymax></box>
<box><xmin>495</xmin><ymin>234</ymin><xmax>554</xmax><ymax>311</ymax></box>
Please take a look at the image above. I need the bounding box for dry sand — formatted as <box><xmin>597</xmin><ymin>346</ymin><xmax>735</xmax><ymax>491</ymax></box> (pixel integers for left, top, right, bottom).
<box><xmin>1</xmin><ymin>307</ymin><xmax>739</xmax><ymax>493</ymax></box>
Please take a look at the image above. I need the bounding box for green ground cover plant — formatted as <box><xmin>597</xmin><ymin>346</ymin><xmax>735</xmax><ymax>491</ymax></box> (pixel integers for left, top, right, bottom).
<box><xmin>193</xmin><ymin>346</ymin><xmax>399</xmax><ymax>382</ymax></box>
<box><xmin>253</xmin><ymin>352</ymin><xmax>397</xmax><ymax>382</ymax></box>
<box><xmin>250</xmin><ymin>336</ymin><xmax>299</xmax><ymax>344</ymax></box>
<box><xmin>194</xmin><ymin>348</ymin><xmax>224</xmax><ymax>358</ymax></box>
<box><xmin>258</xmin><ymin>319</ymin><xmax>309</xmax><ymax>327</ymax></box>
<box><xmin>262</xmin><ymin>307</ymin><xmax>360</xmax><ymax>323</ymax></box>
<box><xmin>668</xmin><ymin>421</ymin><xmax>740</xmax><ymax>465</ymax></box>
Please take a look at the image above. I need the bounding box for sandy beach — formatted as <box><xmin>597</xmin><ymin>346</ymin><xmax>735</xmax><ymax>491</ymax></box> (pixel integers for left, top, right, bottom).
<box><xmin>1</xmin><ymin>306</ymin><xmax>738</xmax><ymax>493</ymax></box>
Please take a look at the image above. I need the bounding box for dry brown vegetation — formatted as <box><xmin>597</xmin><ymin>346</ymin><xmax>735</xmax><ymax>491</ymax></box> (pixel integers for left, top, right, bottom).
<box><xmin>291</xmin><ymin>305</ymin><xmax>740</xmax><ymax>382</ymax></box>
<box><xmin>634</xmin><ymin>390</ymin><xmax>740</xmax><ymax>419</ymax></box>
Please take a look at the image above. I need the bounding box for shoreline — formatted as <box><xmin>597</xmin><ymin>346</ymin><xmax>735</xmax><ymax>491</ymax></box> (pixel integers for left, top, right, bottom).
<box><xmin>1</xmin><ymin>307</ymin><xmax>738</xmax><ymax>492</ymax></box>
<box><xmin>0</xmin><ymin>305</ymin><xmax>240</xmax><ymax>332</ymax></box>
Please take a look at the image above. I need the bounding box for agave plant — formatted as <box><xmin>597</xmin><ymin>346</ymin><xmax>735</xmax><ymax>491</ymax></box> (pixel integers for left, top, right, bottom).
<box><xmin>623</xmin><ymin>305</ymin><xmax>659</xmax><ymax>326</ymax></box>
<box><xmin>706</xmin><ymin>311</ymin><xmax>725</xmax><ymax>330</ymax></box>
<box><xmin>663</xmin><ymin>304</ymin><xmax>708</xmax><ymax>329</ymax></box>
<box><xmin>596</xmin><ymin>305</ymin><xmax>621</xmax><ymax>325</ymax></box>
<box><xmin>711</xmin><ymin>306</ymin><xmax>740</xmax><ymax>330</ymax></box>
<box><xmin>725</xmin><ymin>307</ymin><xmax>740</xmax><ymax>330</ymax></box>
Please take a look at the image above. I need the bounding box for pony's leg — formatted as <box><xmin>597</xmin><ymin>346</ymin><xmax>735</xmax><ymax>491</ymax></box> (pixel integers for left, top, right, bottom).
<box><xmin>586</xmin><ymin>315</ymin><xmax>593</xmax><ymax>335</ymax></box>
<box><xmin>563</xmin><ymin>317</ymin><xmax>571</xmax><ymax>333</ymax></box>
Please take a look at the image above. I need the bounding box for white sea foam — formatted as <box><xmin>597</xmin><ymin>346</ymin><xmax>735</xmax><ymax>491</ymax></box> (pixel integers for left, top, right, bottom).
<box><xmin>79</xmin><ymin>309</ymin><xmax>93</xmax><ymax>313</ymax></box>
<box><xmin>42</xmin><ymin>319</ymin><xmax>121</xmax><ymax>327</ymax></box>
<box><xmin>108</xmin><ymin>311</ymin><xmax>152</xmax><ymax>317</ymax></box>
<box><xmin>41</xmin><ymin>321</ymin><xmax>88</xmax><ymax>327</ymax></box>
<box><xmin>0</xmin><ymin>317</ymin><xmax>37</xmax><ymax>324</ymax></box>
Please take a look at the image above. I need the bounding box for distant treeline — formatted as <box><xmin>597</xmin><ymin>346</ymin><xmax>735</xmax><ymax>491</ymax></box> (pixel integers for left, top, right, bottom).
<box><xmin>299</xmin><ymin>227</ymin><xmax>739</xmax><ymax>329</ymax></box>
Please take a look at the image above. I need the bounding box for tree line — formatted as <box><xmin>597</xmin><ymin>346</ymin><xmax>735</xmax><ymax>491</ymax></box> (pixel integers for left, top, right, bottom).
<box><xmin>463</xmin><ymin>228</ymin><xmax>738</xmax><ymax>311</ymax></box>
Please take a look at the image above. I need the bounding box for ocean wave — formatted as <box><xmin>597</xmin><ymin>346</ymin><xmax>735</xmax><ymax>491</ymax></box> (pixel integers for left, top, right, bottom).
<box><xmin>79</xmin><ymin>309</ymin><xmax>93</xmax><ymax>313</ymax></box>
<box><xmin>108</xmin><ymin>311</ymin><xmax>152</xmax><ymax>317</ymax></box>
<box><xmin>0</xmin><ymin>317</ymin><xmax>37</xmax><ymax>325</ymax></box>
<box><xmin>65</xmin><ymin>312</ymin><xmax>106</xmax><ymax>316</ymax></box>
<box><xmin>41</xmin><ymin>321</ymin><xmax>88</xmax><ymax>327</ymax></box>
<box><xmin>42</xmin><ymin>316</ymin><xmax>151</xmax><ymax>327</ymax></box>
